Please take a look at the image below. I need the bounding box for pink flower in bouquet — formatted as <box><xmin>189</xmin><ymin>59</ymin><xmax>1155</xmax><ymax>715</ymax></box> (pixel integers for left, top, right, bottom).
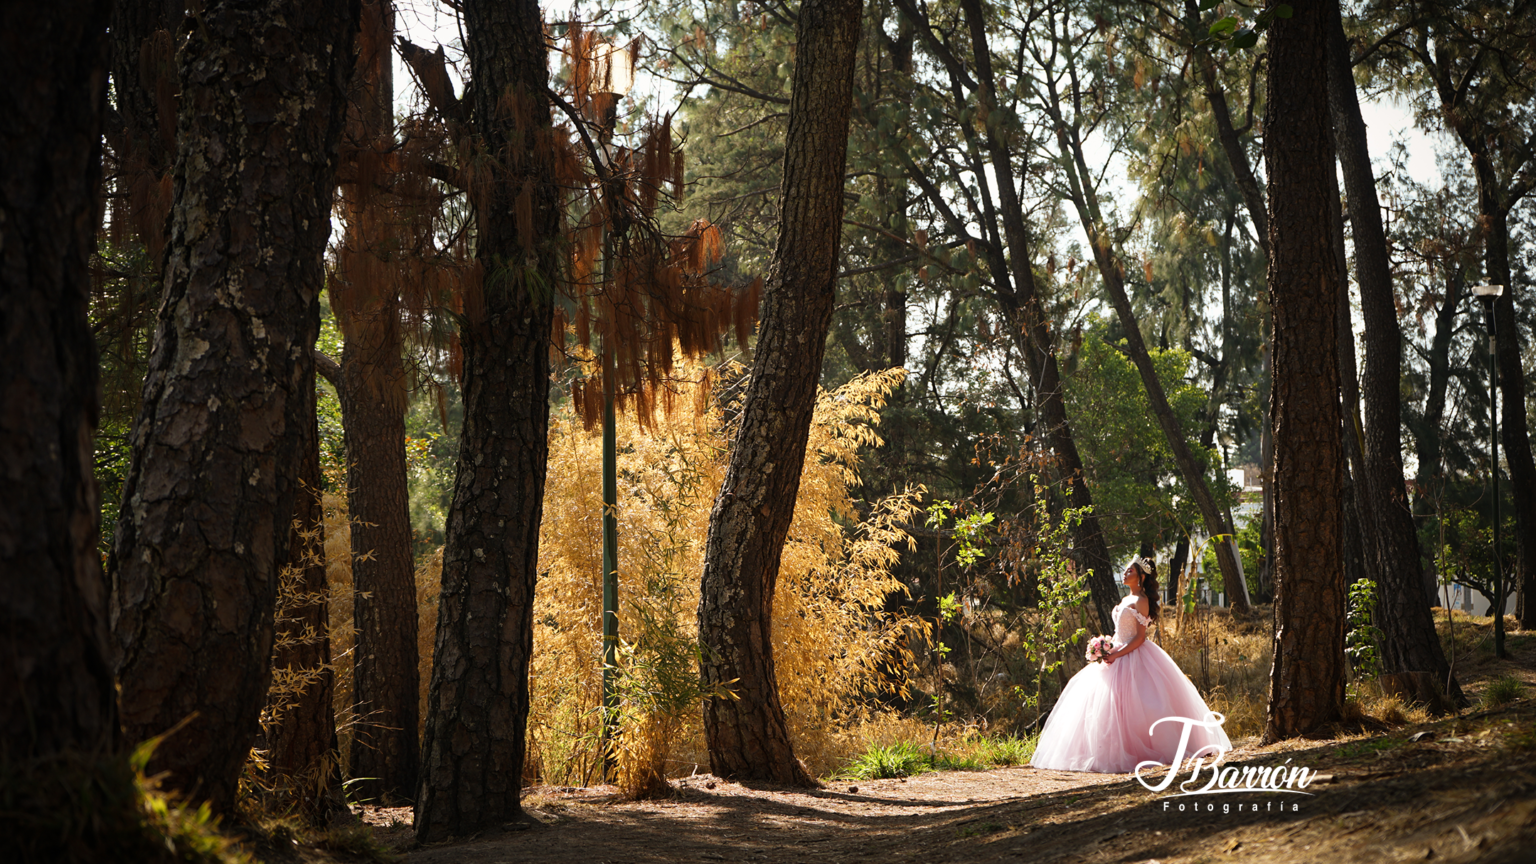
<box><xmin>1085</xmin><ymin>635</ymin><xmax>1114</xmax><ymax>663</ymax></box>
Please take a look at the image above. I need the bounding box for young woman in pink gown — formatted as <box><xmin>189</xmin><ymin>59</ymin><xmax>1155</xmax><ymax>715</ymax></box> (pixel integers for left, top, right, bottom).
<box><xmin>1029</xmin><ymin>557</ymin><xmax>1230</xmax><ymax>773</ymax></box>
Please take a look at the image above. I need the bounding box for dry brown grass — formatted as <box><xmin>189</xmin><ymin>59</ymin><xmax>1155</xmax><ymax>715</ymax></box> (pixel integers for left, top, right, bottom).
<box><xmin>1155</xmin><ymin>604</ymin><xmax>1274</xmax><ymax>741</ymax></box>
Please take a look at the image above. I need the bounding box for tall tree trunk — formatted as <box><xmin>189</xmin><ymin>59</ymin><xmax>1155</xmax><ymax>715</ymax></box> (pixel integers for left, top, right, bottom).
<box><xmin>1409</xmin><ymin>271</ymin><xmax>1459</xmax><ymax>540</ymax></box>
<box><xmin>108</xmin><ymin>0</ymin><xmax>185</xmax><ymax>266</ymax></box>
<box><xmin>413</xmin><ymin>0</ymin><xmax>559</xmax><ymax>839</ymax></box>
<box><xmin>1325</xmin><ymin>5</ymin><xmax>1462</xmax><ymax>705</ymax></box>
<box><xmin>329</xmin><ymin>0</ymin><xmax>418</xmax><ymax>802</ymax></box>
<box><xmin>1259</xmin><ymin>330</ymin><xmax>1275</xmax><ymax>599</ymax></box>
<box><xmin>339</xmin><ymin>327</ymin><xmax>419</xmax><ymax>801</ymax></box>
<box><xmin>109</xmin><ymin>0</ymin><xmax>359</xmax><ymax>812</ymax></box>
<box><xmin>697</xmin><ymin>0</ymin><xmax>863</xmax><ymax>786</ymax></box>
<box><xmin>1</xmin><ymin>0</ymin><xmax>118</xmax><ymax>762</ymax></box>
<box><xmin>1482</xmin><ymin>209</ymin><xmax>1535</xmax><ymax>635</ymax></box>
<box><xmin>1262</xmin><ymin>0</ymin><xmax>1348</xmax><ymax>742</ymax></box>
<box><xmin>960</xmin><ymin>0</ymin><xmax>1123</xmax><ymax>632</ymax></box>
<box><xmin>269</xmin><ymin>361</ymin><xmax>344</xmax><ymax>822</ymax></box>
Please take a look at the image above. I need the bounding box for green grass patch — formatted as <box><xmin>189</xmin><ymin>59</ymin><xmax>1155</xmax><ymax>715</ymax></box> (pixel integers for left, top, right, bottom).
<box><xmin>966</xmin><ymin>734</ymin><xmax>1036</xmax><ymax>767</ymax></box>
<box><xmin>839</xmin><ymin>734</ymin><xmax>1038</xmax><ymax>779</ymax></box>
<box><xmin>1334</xmin><ymin>737</ymin><xmax>1405</xmax><ymax>760</ymax></box>
<box><xmin>1482</xmin><ymin>675</ymin><xmax>1526</xmax><ymax>708</ymax></box>
<box><xmin>842</xmin><ymin>742</ymin><xmax>933</xmax><ymax>779</ymax></box>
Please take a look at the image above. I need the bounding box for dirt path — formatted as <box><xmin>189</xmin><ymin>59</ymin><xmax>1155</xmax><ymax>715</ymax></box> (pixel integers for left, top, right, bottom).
<box><xmin>361</xmin><ymin>699</ymin><xmax>1536</xmax><ymax>864</ymax></box>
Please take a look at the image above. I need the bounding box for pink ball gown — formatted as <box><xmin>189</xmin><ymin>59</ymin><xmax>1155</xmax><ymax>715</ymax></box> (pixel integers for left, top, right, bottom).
<box><xmin>1029</xmin><ymin>594</ymin><xmax>1231</xmax><ymax>773</ymax></box>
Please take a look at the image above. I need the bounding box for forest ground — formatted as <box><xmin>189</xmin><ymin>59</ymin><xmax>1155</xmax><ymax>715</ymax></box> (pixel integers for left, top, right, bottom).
<box><xmin>334</xmin><ymin>629</ymin><xmax>1536</xmax><ymax>864</ymax></box>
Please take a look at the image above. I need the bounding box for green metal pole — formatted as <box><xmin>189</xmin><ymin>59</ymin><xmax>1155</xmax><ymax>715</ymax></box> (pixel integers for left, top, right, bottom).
<box><xmin>601</xmin><ymin>341</ymin><xmax>619</xmax><ymax>721</ymax></box>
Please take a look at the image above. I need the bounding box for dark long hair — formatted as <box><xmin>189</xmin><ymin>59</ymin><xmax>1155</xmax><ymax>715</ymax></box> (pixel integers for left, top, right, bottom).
<box><xmin>1135</xmin><ymin>557</ymin><xmax>1161</xmax><ymax>622</ymax></box>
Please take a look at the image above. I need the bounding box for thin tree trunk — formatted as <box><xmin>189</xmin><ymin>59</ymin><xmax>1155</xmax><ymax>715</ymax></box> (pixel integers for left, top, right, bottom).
<box><xmin>1</xmin><ymin>0</ymin><xmax>118</xmax><ymax>762</ymax></box>
<box><xmin>1262</xmin><ymin>0</ymin><xmax>1348</xmax><ymax>742</ymax></box>
<box><xmin>1325</xmin><ymin>5</ymin><xmax>1462</xmax><ymax>706</ymax></box>
<box><xmin>339</xmin><ymin>330</ymin><xmax>419</xmax><ymax>802</ymax></box>
<box><xmin>1259</xmin><ymin>332</ymin><xmax>1275</xmax><ymax>599</ymax></box>
<box><xmin>1185</xmin><ymin>0</ymin><xmax>1269</xmax><ymax>263</ymax></box>
<box><xmin>328</xmin><ymin>0</ymin><xmax>419</xmax><ymax>801</ymax></box>
<box><xmin>413</xmin><ymin>0</ymin><xmax>559</xmax><ymax>839</ymax></box>
<box><xmin>109</xmin><ymin>0</ymin><xmax>359</xmax><ymax>812</ymax></box>
<box><xmin>1330</xmin><ymin>149</ymin><xmax>1380</xmax><ymax>612</ymax></box>
<box><xmin>697</xmin><ymin>0</ymin><xmax>863</xmax><ymax>786</ymax></box>
<box><xmin>269</xmin><ymin>361</ymin><xmax>344</xmax><ymax>821</ymax></box>
<box><xmin>885</xmin><ymin>0</ymin><xmax>1118</xmax><ymax>634</ymax></box>
<box><xmin>1409</xmin><ymin>271</ymin><xmax>1459</xmax><ymax>534</ymax></box>
<box><xmin>1043</xmin><ymin>75</ymin><xmax>1250</xmax><ymax>615</ymax></box>
<box><xmin>1482</xmin><ymin>210</ymin><xmax>1536</xmax><ymax>633</ymax></box>
<box><xmin>961</xmin><ymin>0</ymin><xmax>1123</xmax><ymax>632</ymax></box>
<box><xmin>1169</xmin><ymin>538</ymin><xmax>1189</xmax><ymax>608</ymax></box>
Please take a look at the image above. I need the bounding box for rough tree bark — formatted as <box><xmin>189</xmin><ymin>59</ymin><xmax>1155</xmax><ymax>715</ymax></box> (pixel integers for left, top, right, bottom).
<box><xmin>337</xmin><ymin>0</ymin><xmax>419</xmax><ymax>802</ymax></box>
<box><xmin>109</xmin><ymin>0</ymin><xmax>359</xmax><ymax>812</ymax></box>
<box><xmin>339</xmin><ymin>326</ymin><xmax>419</xmax><ymax>802</ymax></box>
<box><xmin>697</xmin><ymin>0</ymin><xmax>863</xmax><ymax>785</ymax></box>
<box><xmin>1262</xmin><ymin>0</ymin><xmax>1348</xmax><ymax>742</ymax></box>
<box><xmin>413</xmin><ymin>0</ymin><xmax>559</xmax><ymax>839</ymax></box>
<box><xmin>1</xmin><ymin>0</ymin><xmax>118</xmax><ymax>762</ymax></box>
<box><xmin>1325</xmin><ymin>4</ymin><xmax>1462</xmax><ymax>706</ymax></box>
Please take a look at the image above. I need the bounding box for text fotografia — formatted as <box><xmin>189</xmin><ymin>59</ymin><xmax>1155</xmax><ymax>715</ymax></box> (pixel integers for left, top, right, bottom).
<box><xmin>1164</xmin><ymin>799</ymin><xmax>1300</xmax><ymax>813</ymax></box>
<box><xmin>1134</xmin><ymin>714</ymin><xmax>1317</xmax><ymax>798</ymax></box>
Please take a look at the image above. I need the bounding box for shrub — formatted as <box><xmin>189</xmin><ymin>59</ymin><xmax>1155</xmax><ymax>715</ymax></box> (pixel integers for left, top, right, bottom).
<box><xmin>1482</xmin><ymin>675</ymin><xmax>1525</xmax><ymax>708</ymax></box>
<box><xmin>522</xmin><ymin>364</ymin><xmax>927</xmax><ymax>788</ymax></box>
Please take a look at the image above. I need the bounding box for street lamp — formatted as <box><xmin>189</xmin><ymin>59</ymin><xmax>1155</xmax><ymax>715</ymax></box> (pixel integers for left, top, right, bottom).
<box><xmin>1471</xmin><ymin>283</ymin><xmax>1505</xmax><ymax>657</ymax></box>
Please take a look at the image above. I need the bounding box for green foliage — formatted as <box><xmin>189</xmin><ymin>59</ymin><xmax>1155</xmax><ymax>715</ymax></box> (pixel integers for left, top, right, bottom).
<box><xmin>1482</xmin><ymin>675</ymin><xmax>1525</xmax><ymax>709</ymax></box>
<box><xmin>839</xmin><ymin>733</ymin><xmax>1037</xmax><ymax>779</ymax></box>
<box><xmin>1346</xmin><ymin>578</ymin><xmax>1383</xmax><ymax>679</ymax></box>
<box><xmin>403</xmin><ymin>384</ymin><xmax>461</xmax><ymax>558</ymax></box>
<box><xmin>0</xmin><ymin>739</ymin><xmax>248</xmax><ymax>864</ymax></box>
<box><xmin>1200</xmin><ymin>520</ymin><xmax>1266</xmax><ymax>600</ymax></box>
<box><xmin>1436</xmin><ymin>507</ymin><xmax>1516</xmax><ymax>616</ymax></box>
<box><xmin>1016</xmin><ymin>477</ymin><xmax>1091</xmax><ymax>716</ymax></box>
<box><xmin>1065</xmin><ymin>329</ymin><xmax>1229</xmax><ymax>557</ymax></box>
<box><xmin>1195</xmin><ymin>1</ymin><xmax>1292</xmax><ymax>51</ymax></box>
<box><xmin>842</xmin><ymin>741</ymin><xmax>932</xmax><ymax>779</ymax></box>
<box><xmin>965</xmin><ymin>734</ymin><xmax>1036</xmax><ymax>767</ymax></box>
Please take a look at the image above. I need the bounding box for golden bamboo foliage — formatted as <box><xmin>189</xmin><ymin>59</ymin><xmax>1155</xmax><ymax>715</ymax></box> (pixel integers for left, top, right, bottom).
<box><xmin>321</xmin><ymin>488</ymin><xmax>358</xmax><ymax>774</ymax></box>
<box><xmin>525</xmin><ymin>362</ymin><xmax>927</xmax><ymax>788</ymax></box>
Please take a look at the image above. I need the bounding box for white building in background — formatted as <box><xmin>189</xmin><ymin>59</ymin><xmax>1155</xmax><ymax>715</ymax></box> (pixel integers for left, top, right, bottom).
<box><xmin>1441</xmin><ymin>582</ymin><xmax>1518</xmax><ymax>618</ymax></box>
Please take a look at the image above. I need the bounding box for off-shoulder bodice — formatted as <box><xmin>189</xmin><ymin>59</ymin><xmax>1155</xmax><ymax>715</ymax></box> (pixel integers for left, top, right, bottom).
<box><xmin>1112</xmin><ymin>594</ymin><xmax>1151</xmax><ymax>646</ymax></box>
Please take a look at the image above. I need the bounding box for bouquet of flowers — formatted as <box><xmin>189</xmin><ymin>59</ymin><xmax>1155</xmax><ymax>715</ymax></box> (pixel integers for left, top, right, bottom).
<box><xmin>1085</xmin><ymin>635</ymin><xmax>1115</xmax><ymax>663</ymax></box>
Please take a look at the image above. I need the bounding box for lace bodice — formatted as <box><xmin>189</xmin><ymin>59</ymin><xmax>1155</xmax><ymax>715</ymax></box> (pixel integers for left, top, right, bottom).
<box><xmin>1112</xmin><ymin>594</ymin><xmax>1151</xmax><ymax>646</ymax></box>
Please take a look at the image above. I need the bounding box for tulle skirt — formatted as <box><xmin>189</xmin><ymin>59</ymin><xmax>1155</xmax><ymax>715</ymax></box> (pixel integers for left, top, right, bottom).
<box><xmin>1029</xmin><ymin>640</ymin><xmax>1231</xmax><ymax>774</ymax></box>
